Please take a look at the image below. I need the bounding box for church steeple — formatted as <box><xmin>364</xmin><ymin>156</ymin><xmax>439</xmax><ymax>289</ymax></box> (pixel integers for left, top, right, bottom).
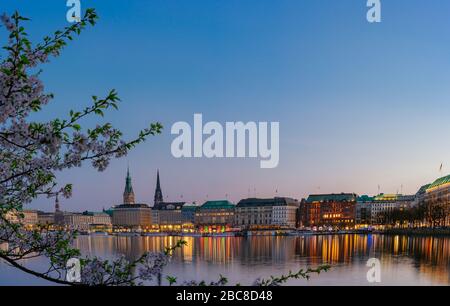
<box><xmin>123</xmin><ymin>166</ymin><xmax>135</xmax><ymax>204</ymax></box>
<box><xmin>154</xmin><ymin>169</ymin><xmax>163</xmax><ymax>205</ymax></box>
<box><xmin>54</xmin><ymin>194</ymin><xmax>64</xmax><ymax>225</ymax></box>
<box><xmin>55</xmin><ymin>194</ymin><xmax>60</xmax><ymax>213</ymax></box>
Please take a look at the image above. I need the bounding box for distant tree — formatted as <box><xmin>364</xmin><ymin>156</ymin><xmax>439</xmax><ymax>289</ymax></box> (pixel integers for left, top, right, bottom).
<box><xmin>427</xmin><ymin>203</ymin><xmax>446</xmax><ymax>227</ymax></box>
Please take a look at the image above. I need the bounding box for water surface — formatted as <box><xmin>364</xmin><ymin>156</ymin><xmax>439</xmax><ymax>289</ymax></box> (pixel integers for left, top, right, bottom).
<box><xmin>0</xmin><ymin>234</ymin><xmax>448</xmax><ymax>286</ymax></box>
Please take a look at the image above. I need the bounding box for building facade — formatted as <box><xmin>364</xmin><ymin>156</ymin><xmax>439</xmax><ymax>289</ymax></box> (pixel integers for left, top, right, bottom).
<box><xmin>63</xmin><ymin>213</ymin><xmax>93</xmax><ymax>231</ymax></box>
<box><xmin>272</xmin><ymin>198</ymin><xmax>300</xmax><ymax>228</ymax></box>
<box><xmin>152</xmin><ymin>202</ymin><xmax>185</xmax><ymax>232</ymax></box>
<box><xmin>37</xmin><ymin>211</ymin><xmax>55</xmax><ymax>225</ymax></box>
<box><xmin>181</xmin><ymin>203</ymin><xmax>198</xmax><ymax>232</ymax></box>
<box><xmin>371</xmin><ymin>194</ymin><xmax>415</xmax><ymax>225</ymax></box>
<box><xmin>195</xmin><ymin>200</ymin><xmax>235</xmax><ymax>233</ymax></box>
<box><xmin>301</xmin><ymin>193</ymin><xmax>357</xmax><ymax>228</ymax></box>
<box><xmin>235</xmin><ymin>197</ymin><xmax>299</xmax><ymax>230</ymax></box>
<box><xmin>112</xmin><ymin>169</ymin><xmax>152</xmax><ymax>230</ymax></box>
<box><xmin>112</xmin><ymin>204</ymin><xmax>152</xmax><ymax>230</ymax></box>
<box><xmin>21</xmin><ymin>210</ymin><xmax>38</xmax><ymax>229</ymax></box>
<box><xmin>356</xmin><ymin>195</ymin><xmax>374</xmax><ymax>226</ymax></box>
<box><xmin>422</xmin><ymin>175</ymin><xmax>450</xmax><ymax>227</ymax></box>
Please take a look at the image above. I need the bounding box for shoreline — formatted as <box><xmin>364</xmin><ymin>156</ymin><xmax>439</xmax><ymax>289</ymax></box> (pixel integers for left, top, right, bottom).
<box><xmin>86</xmin><ymin>228</ymin><xmax>450</xmax><ymax>238</ymax></box>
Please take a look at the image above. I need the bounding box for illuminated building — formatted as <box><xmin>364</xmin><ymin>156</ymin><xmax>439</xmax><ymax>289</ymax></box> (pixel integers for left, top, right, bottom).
<box><xmin>63</xmin><ymin>211</ymin><xmax>112</xmax><ymax>232</ymax></box>
<box><xmin>371</xmin><ymin>194</ymin><xmax>415</xmax><ymax>225</ymax></box>
<box><xmin>235</xmin><ymin>197</ymin><xmax>299</xmax><ymax>230</ymax></box>
<box><xmin>82</xmin><ymin>211</ymin><xmax>112</xmax><ymax>232</ymax></box>
<box><xmin>21</xmin><ymin>210</ymin><xmax>38</xmax><ymax>229</ymax></box>
<box><xmin>422</xmin><ymin>175</ymin><xmax>450</xmax><ymax>226</ymax></box>
<box><xmin>302</xmin><ymin>193</ymin><xmax>357</xmax><ymax>228</ymax></box>
<box><xmin>112</xmin><ymin>204</ymin><xmax>152</xmax><ymax>231</ymax></box>
<box><xmin>150</xmin><ymin>170</ymin><xmax>185</xmax><ymax>232</ymax></box>
<box><xmin>63</xmin><ymin>213</ymin><xmax>94</xmax><ymax>232</ymax></box>
<box><xmin>356</xmin><ymin>195</ymin><xmax>374</xmax><ymax>226</ymax></box>
<box><xmin>152</xmin><ymin>202</ymin><xmax>185</xmax><ymax>232</ymax></box>
<box><xmin>112</xmin><ymin>168</ymin><xmax>152</xmax><ymax>231</ymax></box>
<box><xmin>3</xmin><ymin>210</ymin><xmax>38</xmax><ymax>229</ymax></box>
<box><xmin>37</xmin><ymin>211</ymin><xmax>55</xmax><ymax>225</ymax></box>
<box><xmin>181</xmin><ymin>203</ymin><xmax>198</xmax><ymax>232</ymax></box>
<box><xmin>195</xmin><ymin>200</ymin><xmax>235</xmax><ymax>233</ymax></box>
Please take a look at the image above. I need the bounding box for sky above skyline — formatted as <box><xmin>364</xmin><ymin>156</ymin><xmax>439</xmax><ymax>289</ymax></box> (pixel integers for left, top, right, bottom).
<box><xmin>3</xmin><ymin>0</ymin><xmax>450</xmax><ymax>212</ymax></box>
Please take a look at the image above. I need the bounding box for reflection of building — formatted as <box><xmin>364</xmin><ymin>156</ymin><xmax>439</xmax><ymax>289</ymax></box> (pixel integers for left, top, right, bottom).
<box><xmin>422</xmin><ymin>175</ymin><xmax>450</xmax><ymax>226</ymax></box>
<box><xmin>112</xmin><ymin>168</ymin><xmax>152</xmax><ymax>230</ymax></box>
<box><xmin>356</xmin><ymin>195</ymin><xmax>374</xmax><ymax>226</ymax></box>
<box><xmin>301</xmin><ymin>193</ymin><xmax>357</xmax><ymax>228</ymax></box>
<box><xmin>371</xmin><ymin>194</ymin><xmax>415</xmax><ymax>224</ymax></box>
<box><xmin>235</xmin><ymin>197</ymin><xmax>299</xmax><ymax>229</ymax></box>
<box><xmin>195</xmin><ymin>200</ymin><xmax>235</xmax><ymax>232</ymax></box>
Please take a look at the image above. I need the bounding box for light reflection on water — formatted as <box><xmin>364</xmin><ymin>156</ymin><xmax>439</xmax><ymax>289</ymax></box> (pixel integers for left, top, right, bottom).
<box><xmin>1</xmin><ymin>234</ymin><xmax>449</xmax><ymax>285</ymax></box>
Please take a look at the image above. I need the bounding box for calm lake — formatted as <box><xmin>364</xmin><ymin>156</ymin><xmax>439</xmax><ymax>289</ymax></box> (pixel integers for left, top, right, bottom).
<box><xmin>0</xmin><ymin>234</ymin><xmax>449</xmax><ymax>286</ymax></box>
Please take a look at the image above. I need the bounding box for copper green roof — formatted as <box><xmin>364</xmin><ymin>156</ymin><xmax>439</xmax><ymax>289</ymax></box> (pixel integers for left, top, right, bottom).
<box><xmin>182</xmin><ymin>204</ymin><xmax>198</xmax><ymax>211</ymax></box>
<box><xmin>200</xmin><ymin>200</ymin><xmax>235</xmax><ymax>210</ymax></box>
<box><xmin>373</xmin><ymin>194</ymin><xmax>399</xmax><ymax>201</ymax></box>
<box><xmin>124</xmin><ymin>167</ymin><xmax>133</xmax><ymax>194</ymax></box>
<box><xmin>357</xmin><ymin>195</ymin><xmax>374</xmax><ymax>202</ymax></box>
<box><xmin>427</xmin><ymin>174</ymin><xmax>450</xmax><ymax>190</ymax></box>
<box><xmin>417</xmin><ymin>184</ymin><xmax>430</xmax><ymax>195</ymax></box>
<box><xmin>306</xmin><ymin>193</ymin><xmax>357</xmax><ymax>203</ymax></box>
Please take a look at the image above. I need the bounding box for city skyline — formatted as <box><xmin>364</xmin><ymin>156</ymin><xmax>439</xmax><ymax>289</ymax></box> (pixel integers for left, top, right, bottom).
<box><xmin>3</xmin><ymin>1</ymin><xmax>450</xmax><ymax>212</ymax></box>
<box><xmin>39</xmin><ymin>166</ymin><xmax>447</xmax><ymax>214</ymax></box>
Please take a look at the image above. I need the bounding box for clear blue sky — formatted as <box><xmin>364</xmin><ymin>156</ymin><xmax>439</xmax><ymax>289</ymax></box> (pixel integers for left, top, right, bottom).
<box><xmin>2</xmin><ymin>0</ymin><xmax>450</xmax><ymax>212</ymax></box>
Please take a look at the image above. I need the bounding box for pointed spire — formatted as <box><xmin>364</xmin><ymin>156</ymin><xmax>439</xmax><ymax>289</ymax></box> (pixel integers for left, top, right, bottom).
<box><xmin>154</xmin><ymin>169</ymin><xmax>163</xmax><ymax>206</ymax></box>
<box><xmin>55</xmin><ymin>194</ymin><xmax>60</xmax><ymax>213</ymax></box>
<box><xmin>123</xmin><ymin>166</ymin><xmax>135</xmax><ymax>204</ymax></box>
<box><xmin>156</xmin><ymin>169</ymin><xmax>161</xmax><ymax>190</ymax></box>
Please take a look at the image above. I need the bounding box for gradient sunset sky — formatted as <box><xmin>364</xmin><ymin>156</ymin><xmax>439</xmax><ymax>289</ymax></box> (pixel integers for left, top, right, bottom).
<box><xmin>3</xmin><ymin>0</ymin><xmax>450</xmax><ymax>212</ymax></box>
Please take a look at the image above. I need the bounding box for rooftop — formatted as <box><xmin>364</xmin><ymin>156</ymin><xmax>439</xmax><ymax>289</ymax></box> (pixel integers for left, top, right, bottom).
<box><xmin>357</xmin><ymin>195</ymin><xmax>374</xmax><ymax>202</ymax></box>
<box><xmin>417</xmin><ymin>184</ymin><xmax>431</xmax><ymax>195</ymax></box>
<box><xmin>153</xmin><ymin>202</ymin><xmax>185</xmax><ymax>210</ymax></box>
<box><xmin>306</xmin><ymin>193</ymin><xmax>357</xmax><ymax>203</ymax></box>
<box><xmin>181</xmin><ymin>204</ymin><xmax>199</xmax><ymax>211</ymax></box>
<box><xmin>373</xmin><ymin>194</ymin><xmax>415</xmax><ymax>202</ymax></box>
<box><xmin>427</xmin><ymin>174</ymin><xmax>450</xmax><ymax>190</ymax></box>
<box><xmin>237</xmin><ymin>197</ymin><xmax>298</xmax><ymax>208</ymax></box>
<box><xmin>200</xmin><ymin>200</ymin><xmax>235</xmax><ymax>210</ymax></box>
<box><xmin>114</xmin><ymin>203</ymin><xmax>150</xmax><ymax>209</ymax></box>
